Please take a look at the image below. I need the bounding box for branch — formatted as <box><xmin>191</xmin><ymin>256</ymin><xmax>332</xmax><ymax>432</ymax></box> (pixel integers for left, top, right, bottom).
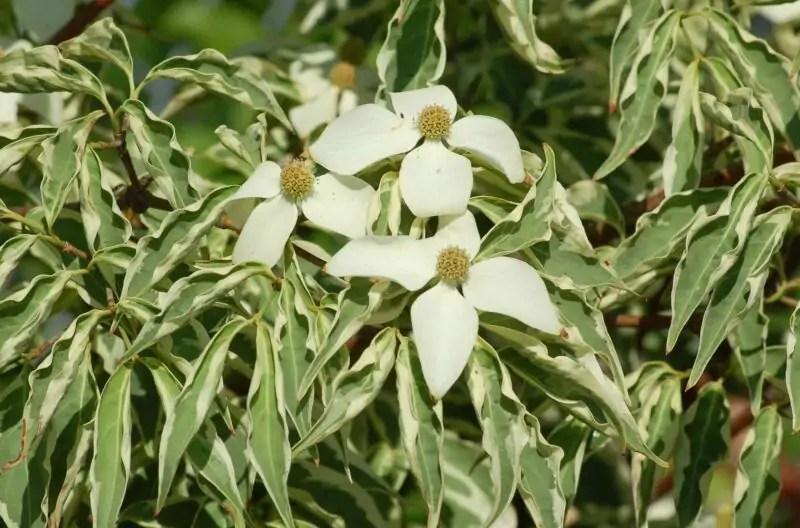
<box><xmin>610</xmin><ymin>313</ymin><xmax>672</xmax><ymax>329</ymax></box>
<box><xmin>48</xmin><ymin>0</ymin><xmax>114</xmax><ymax>45</ymax></box>
<box><xmin>116</xmin><ymin>115</ymin><xmax>141</xmax><ymax>191</ymax></box>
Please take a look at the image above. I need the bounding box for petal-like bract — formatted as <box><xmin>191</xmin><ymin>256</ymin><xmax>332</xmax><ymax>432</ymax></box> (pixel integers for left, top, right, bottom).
<box><xmin>231</xmin><ymin>161</ymin><xmax>282</xmax><ymax>201</ymax></box>
<box><xmin>301</xmin><ymin>173</ymin><xmax>375</xmax><ymax>238</ymax></box>
<box><xmin>309</xmin><ymin>104</ymin><xmax>420</xmax><ymax>175</ymax></box>
<box><xmin>399</xmin><ymin>141</ymin><xmax>472</xmax><ymax>217</ymax></box>
<box><xmin>390</xmin><ymin>85</ymin><xmax>458</xmax><ymax>122</ymax></box>
<box><xmin>233</xmin><ymin>196</ymin><xmax>298</xmax><ymax>267</ymax></box>
<box><xmin>424</xmin><ymin>211</ymin><xmax>482</xmax><ymax>260</ymax></box>
<box><xmin>463</xmin><ymin>256</ymin><xmax>562</xmax><ymax>334</ymax></box>
<box><xmin>326</xmin><ymin>235</ymin><xmax>437</xmax><ymax>291</ymax></box>
<box><xmin>288</xmin><ymin>85</ymin><xmax>340</xmax><ymax>138</ymax></box>
<box><xmin>448</xmin><ymin>115</ymin><xmax>525</xmax><ymax>184</ymax></box>
<box><xmin>411</xmin><ymin>282</ymin><xmax>479</xmax><ymax>399</ymax></box>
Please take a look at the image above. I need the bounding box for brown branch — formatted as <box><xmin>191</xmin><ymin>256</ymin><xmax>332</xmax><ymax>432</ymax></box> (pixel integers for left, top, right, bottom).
<box><xmin>61</xmin><ymin>241</ymin><xmax>89</xmax><ymax>260</ymax></box>
<box><xmin>48</xmin><ymin>0</ymin><xmax>114</xmax><ymax>45</ymax></box>
<box><xmin>116</xmin><ymin>115</ymin><xmax>141</xmax><ymax>191</ymax></box>
<box><xmin>611</xmin><ymin>313</ymin><xmax>672</xmax><ymax>329</ymax></box>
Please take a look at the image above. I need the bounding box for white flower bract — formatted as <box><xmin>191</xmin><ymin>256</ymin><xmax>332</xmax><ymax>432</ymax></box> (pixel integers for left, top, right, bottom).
<box><xmin>326</xmin><ymin>210</ymin><xmax>561</xmax><ymax>398</ymax></box>
<box><xmin>308</xmin><ymin>84</ymin><xmax>526</xmax><ymax>218</ymax></box>
<box><xmin>229</xmin><ymin>160</ymin><xmax>375</xmax><ymax>267</ymax></box>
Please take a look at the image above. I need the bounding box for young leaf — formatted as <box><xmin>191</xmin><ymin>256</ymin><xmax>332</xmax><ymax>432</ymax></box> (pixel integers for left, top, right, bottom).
<box><xmin>608</xmin><ymin>0</ymin><xmax>665</xmax><ymax>109</ymax></box>
<box><xmin>245</xmin><ymin>322</ymin><xmax>294</xmax><ymax>528</ymax></box>
<box><xmin>668</xmin><ymin>172</ymin><xmax>766</xmax><ymax>351</ymax></box>
<box><xmin>692</xmin><ymin>207</ymin><xmax>792</xmax><ymax>385</ymax></box>
<box><xmin>787</xmin><ymin>303</ymin><xmax>800</xmax><ymax>431</ymax></box>
<box><xmin>119</xmin><ymin>99</ymin><xmax>196</xmax><ymax>208</ymax></box>
<box><xmin>376</xmin><ymin>0</ymin><xmax>447</xmax><ymax>93</ymax></box>
<box><xmin>518</xmin><ymin>414</ymin><xmax>566</xmax><ymax>528</ymax></box>
<box><xmin>733</xmin><ymin>406</ymin><xmax>783</xmax><ymax>528</ymax></box>
<box><xmin>594</xmin><ymin>10</ymin><xmax>680</xmax><ymax>179</ymax></box>
<box><xmin>0</xmin><ymin>126</ymin><xmax>56</xmax><ymax>177</ymax></box>
<box><xmin>121</xmin><ymin>185</ymin><xmax>236</xmax><ymax>299</ymax></box>
<box><xmin>297</xmin><ymin>279</ymin><xmax>387</xmax><ymax>400</ymax></box>
<box><xmin>58</xmin><ymin>17</ymin><xmax>134</xmax><ymax>90</ymax></box>
<box><xmin>467</xmin><ymin>339</ymin><xmax>529</xmax><ymax>526</ymax></box>
<box><xmin>663</xmin><ymin>60</ymin><xmax>704</xmax><ymax>196</ymax></box>
<box><xmin>674</xmin><ymin>381</ymin><xmax>730</xmax><ymax>527</ymax></box>
<box><xmin>79</xmin><ymin>148</ymin><xmax>132</xmax><ymax>251</ymax></box>
<box><xmin>730</xmin><ymin>304</ymin><xmax>769</xmax><ymax>414</ymax></box>
<box><xmin>139</xmin><ymin>49</ymin><xmax>290</xmax><ymax>129</ymax></box>
<box><xmin>90</xmin><ymin>363</ymin><xmax>133</xmax><ymax>528</ymax></box>
<box><xmin>492</xmin><ymin>0</ymin><xmax>565</xmax><ymax>74</ymax></box>
<box><xmin>292</xmin><ymin>327</ymin><xmax>397</xmax><ymax>456</ymax></box>
<box><xmin>396</xmin><ymin>336</ymin><xmax>444</xmax><ymax>528</ymax></box>
<box><xmin>124</xmin><ymin>261</ymin><xmax>272</xmax><ymax>360</ymax></box>
<box><xmin>0</xmin><ymin>270</ymin><xmax>83</xmax><ymax>369</ymax></box>
<box><xmin>38</xmin><ymin>110</ymin><xmax>104</xmax><ymax>227</ymax></box>
<box><xmin>478</xmin><ymin>144</ymin><xmax>557</xmax><ymax>260</ymax></box>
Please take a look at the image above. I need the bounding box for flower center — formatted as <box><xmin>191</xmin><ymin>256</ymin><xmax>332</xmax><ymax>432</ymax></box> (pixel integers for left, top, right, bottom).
<box><xmin>329</xmin><ymin>61</ymin><xmax>357</xmax><ymax>90</ymax></box>
<box><xmin>417</xmin><ymin>105</ymin><xmax>452</xmax><ymax>140</ymax></box>
<box><xmin>280</xmin><ymin>159</ymin><xmax>315</xmax><ymax>200</ymax></box>
<box><xmin>436</xmin><ymin>246</ymin><xmax>470</xmax><ymax>282</ymax></box>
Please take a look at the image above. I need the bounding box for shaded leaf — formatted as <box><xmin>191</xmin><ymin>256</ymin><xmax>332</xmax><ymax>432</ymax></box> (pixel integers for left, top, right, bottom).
<box><xmin>492</xmin><ymin>0</ymin><xmax>564</xmax><ymax>74</ymax></box>
<box><xmin>79</xmin><ymin>148</ymin><xmax>132</xmax><ymax>251</ymax></box>
<box><xmin>663</xmin><ymin>60</ymin><xmax>704</xmax><ymax>196</ymax></box>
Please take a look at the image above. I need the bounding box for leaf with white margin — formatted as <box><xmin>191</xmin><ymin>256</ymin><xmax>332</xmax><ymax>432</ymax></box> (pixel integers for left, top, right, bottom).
<box><xmin>519</xmin><ymin>414</ymin><xmax>566</xmax><ymax>528</ymax></box>
<box><xmin>0</xmin><ymin>269</ymin><xmax>83</xmax><ymax>369</ymax></box>
<box><xmin>121</xmin><ymin>185</ymin><xmax>236</xmax><ymax>299</ymax></box>
<box><xmin>492</xmin><ymin>0</ymin><xmax>565</xmax><ymax>74</ymax></box>
<box><xmin>155</xmin><ymin>317</ymin><xmax>250</xmax><ymax>514</ymax></box>
<box><xmin>668</xmin><ymin>171</ymin><xmax>767</xmax><ymax>352</ymax></box>
<box><xmin>565</xmin><ymin>180</ymin><xmax>625</xmax><ymax>236</ymax></box>
<box><xmin>663</xmin><ymin>60</ymin><xmax>704</xmax><ymax>196</ymax></box>
<box><xmin>292</xmin><ymin>327</ymin><xmax>397</xmax><ymax>456</ymax></box>
<box><xmin>547</xmin><ymin>417</ymin><xmax>590</xmax><ymax>504</ymax></box>
<box><xmin>0</xmin><ymin>234</ymin><xmax>39</xmax><ymax>285</ymax></box>
<box><xmin>594</xmin><ymin>10</ymin><xmax>679</xmax><ymax>179</ymax></box>
<box><xmin>90</xmin><ymin>363</ymin><xmax>133</xmax><ymax>528</ymax></box>
<box><xmin>79</xmin><ymin>148</ymin><xmax>132</xmax><ymax>250</ymax></box>
<box><xmin>0</xmin><ymin>126</ymin><xmax>56</xmax><ymax>177</ymax></box>
<box><xmin>120</xmin><ymin>99</ymin><xmax>196</xmax><ymax>209</ymax></box>
<box><xmin>396</xmin><ymin>336</ymin><xmax>444</xmax><ymax>528</ymax></box>
<box><xmin>673</xmin><ymin>381</ymin><xmax>730</xmax><ymax>527</ymax></box>
<box><xmin>139</xmin><ymin>49</ymin><xmax>290</xmax><ymax>129</ymax></box>
<box><xmin>788</xmin><ymin>303</ymin><xmax>800</xmax><ymax>431</ymax></box>
<box><xmin>38</xmin><ymin>110</ymin><xmax>104</xmax><ymax>227</ymax></box>
<box><xmin>59</xmin><ymin>17</ymin><xmax>134</xmax><ymax>90</ymax></box>
<box><xmin>367</xmin><ymin>171</ymin><xmax>403</xmax><ymax>236</ymax></box>
<box><xmin>468</xmin><ymin>339</ymin><xmax>530</xmax><ymax>526</ymax></box>
<box><xmin>733</xmin><ymin>405</ymin><xmax>783</xmax><ymax>528</ymax></box>
<box><xmin>693</xmin><ymin>207</ymin><xmax>792</xmax><ymax>386</ymax></box>
<box><xmin>376</xmin><ymin>0</ymin><xmax>447</xmax><ymax>93</ymax></box>
<box><xmin>730</xmin><ymin>304</ymin><xmax>769</xmax><ymax>415</ymax></box>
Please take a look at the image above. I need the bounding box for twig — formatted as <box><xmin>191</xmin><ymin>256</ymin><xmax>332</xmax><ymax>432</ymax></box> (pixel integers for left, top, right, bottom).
<box><xmin>89</xmin><ymin>139</ymin><xmax>122</xmax><ymax>150</ymax></box>
<box><xmin>609</xmin><ymin>313</ymin><xmax>672</xmax><ymax>329</ymax></box>
<box><xmin>61</xmin><ymin>241</ymin><xmax>89</xmax><ymax>260</ymax></box>
<box><xmin>48</xmin><ymin>0</ymin><xmax>114</xmax><ymax>45</ymax></box>
<box><xmin>217</xmin><ymin>215</ymin><xmax>241</xmax><ymax>234</ymax></box>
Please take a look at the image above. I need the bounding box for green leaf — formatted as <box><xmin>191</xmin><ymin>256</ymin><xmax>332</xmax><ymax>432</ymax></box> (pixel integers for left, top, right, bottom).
<box><xmin>663</xmin><ymin>60</ymin><xmax>704</xmax><ymax>196</ymax></box>
<box><xmin>297</xmin><ymin>279</ymin><xmax>387</xmax><ymax>400</ymax></box>
<box><xmin>612</xmin><ymin>188</ymin><xmax>728</xmax><ymax>280</ymax></box>
<box><xmin>594</xmin><ymin>10</ymin><xmax>679</xmax><ymax>179</ymax></box>
<box><xmin>59</xmin><ymin>17</ymin><xmax>134</xmax><ymax>90</ymax></box>
<box><xmin>246</xmin><ymin>322</ymin><xmax>294</xmax><ymax>528</ymax></box>
<box><xmin>668</xmin><ymin>172</ymin><xmax>767</xmax><ymax>351</ymax></box>
<box><xmin>692</xmin><ymin>207</ymin><xmax>792</xmax><ymax>385</ymax></box>
<box><xmin>396</xmin><ymin>336</ymin><xmax>444</xmax><ymax>528</ymax></box>
<box><xmin>376</xmin><ymin>0</ymin><xmax>447</xmax><ymax>93</ymax></box>
<box><xmin>531</xmin><ymin>232</ymin><xmax>624</xmax><ymax>291</ymax></box>
<box><xmin>119</xmin><ymin>99</ymin><xmax>196</xmax><ymax>209</ymax></box>
<box><xmin>145</xmin><ymin>359</ymin><xmax>246</xmax><ymax>528</ymax></box>
<box><xmin>0</xmin><ymin>126</ymin><xmax>56</xmax><ymax>177</ymax></box>
<box><xmin>631</xmin><ymin>376</ymin><xmax>682</xmax><ymax>527</ymax></box>
<box><xmin>156</xmin><ymin>317</ymin><xmax>250</xmax><ymax>512</ymax></box>
<box><xmin>518</xmin><ymin>414</ymin><xmax>566</xmax><ymax>528</ymax></box>
<box><xmin>674</xmin><ymin>381</ymin><xmax>731</xmax><ymax>527</ymax></box>
<box><xmin>215</xmin><ymin>124</ymin><xmax>260</xmax><ymax>170</ymax></box>
<box><xmin>547</xmin><ymin>417</ymin><xmax>590</xmax><ymax>503</ymax></box>
<box><xmin>124</xmin><ymin>261</ymin><xmax>272</xmax><ymax>360</ymax></box>
<box><xmin>565</xmin><ymin>180</ymin><xmax>625</xmax><ymax>237</ymax></box>
<box><xmin>79</xmin><ymin>148</ymin><xmax>132</xmax><ymax>250</ymax></box>
<box><xmin>733</xmin><ymin>406</ymin><xmax>783</xmax><ymax>528</ymax></box>
<box><xmin>90</xmin><ymin>363</ymin><xmax>133</xmax><ymax>528</ymax></box>
<box><xmin>467</xmin><ymin>339</ymin><xmax>529</xmax><ymax>526</ymax></box>
<box><xmin>121</xmin><ymin>185</ymin><xmax>236</xmax><ymax>299</ymax></box>
<box><xmin>477</xmin><ymin>144</ymin><xmax>556</xmax><ymax>260</ymax></box>
<box><xmin>703</xmin><ymin>7</ymin><xmax>800</xmax><ymax>151</ymax></box>
<box><xmin>787</xmin><ymin>303</ymin><xmax>800</xmax><ymax>431</ymax></box>
<box><xmin>38</xmin><ymin>110</ymin><xmax>104</xmax><ymax>227</ymax></box>
<box><xmin>367</xmin><ymin>171</ymin><xmax>402</xmax><ymax>236</ymax></box>
<box><xmin>492</xmin><ymin>0</ymin><xmax>565</xmax><ymax>74</ymax></box>
<box><xmin>730</xmin><ymin>304</ymin><xmax>769</xmax><ymax>414</ymax></box>
<box><xmin>608</xmin><ymin>0</ymin><xmax>665</xmax><ymax>108</ymax></box>
<box><xmin>0</xmin><ymin>45</ymin><xmax>107</xmax><ymax>104</ymax></box>
<box><xmin>292</xmin><ymin>327</ymin><xmax>397</xmax><ymax>456</ymax></box>
<box><xmin>139</xmin><ymin>49</ymin><xmax>290</xmax><ymax>129</ymax></box>
<box><xmin>0</xmin><ymin>270</ymin><xmax>82</xmax><ymax>369</ymax></box>
<box><xmin>0</xmin><ymin>234</ymin><xmax>39</xmax><ymax>285</ymax></box>
<box><xmin>441</xmin><ymin>433</ymin><xmax>518</xmax><ymax>528</ymax></box>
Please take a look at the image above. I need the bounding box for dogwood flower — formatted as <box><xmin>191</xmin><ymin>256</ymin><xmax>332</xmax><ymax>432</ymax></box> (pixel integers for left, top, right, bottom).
<box><xmin>288</xmin><ymin>49</ymin><xmax>359</xmax><ymax>139</ymax></box>
<box><xmin>229</xmin><ymin>159</ymin><xmax>374</xmax><ymax>267</ymax></box>
<box><xmin>309</xmin><ymin>85</ymin><xmax>525</xmax><ymax>218</ymax></box>
<box><xmin>326</xmin><ymin>211</ymin><xmax>561</xmax><ymax>398</ymax></box>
